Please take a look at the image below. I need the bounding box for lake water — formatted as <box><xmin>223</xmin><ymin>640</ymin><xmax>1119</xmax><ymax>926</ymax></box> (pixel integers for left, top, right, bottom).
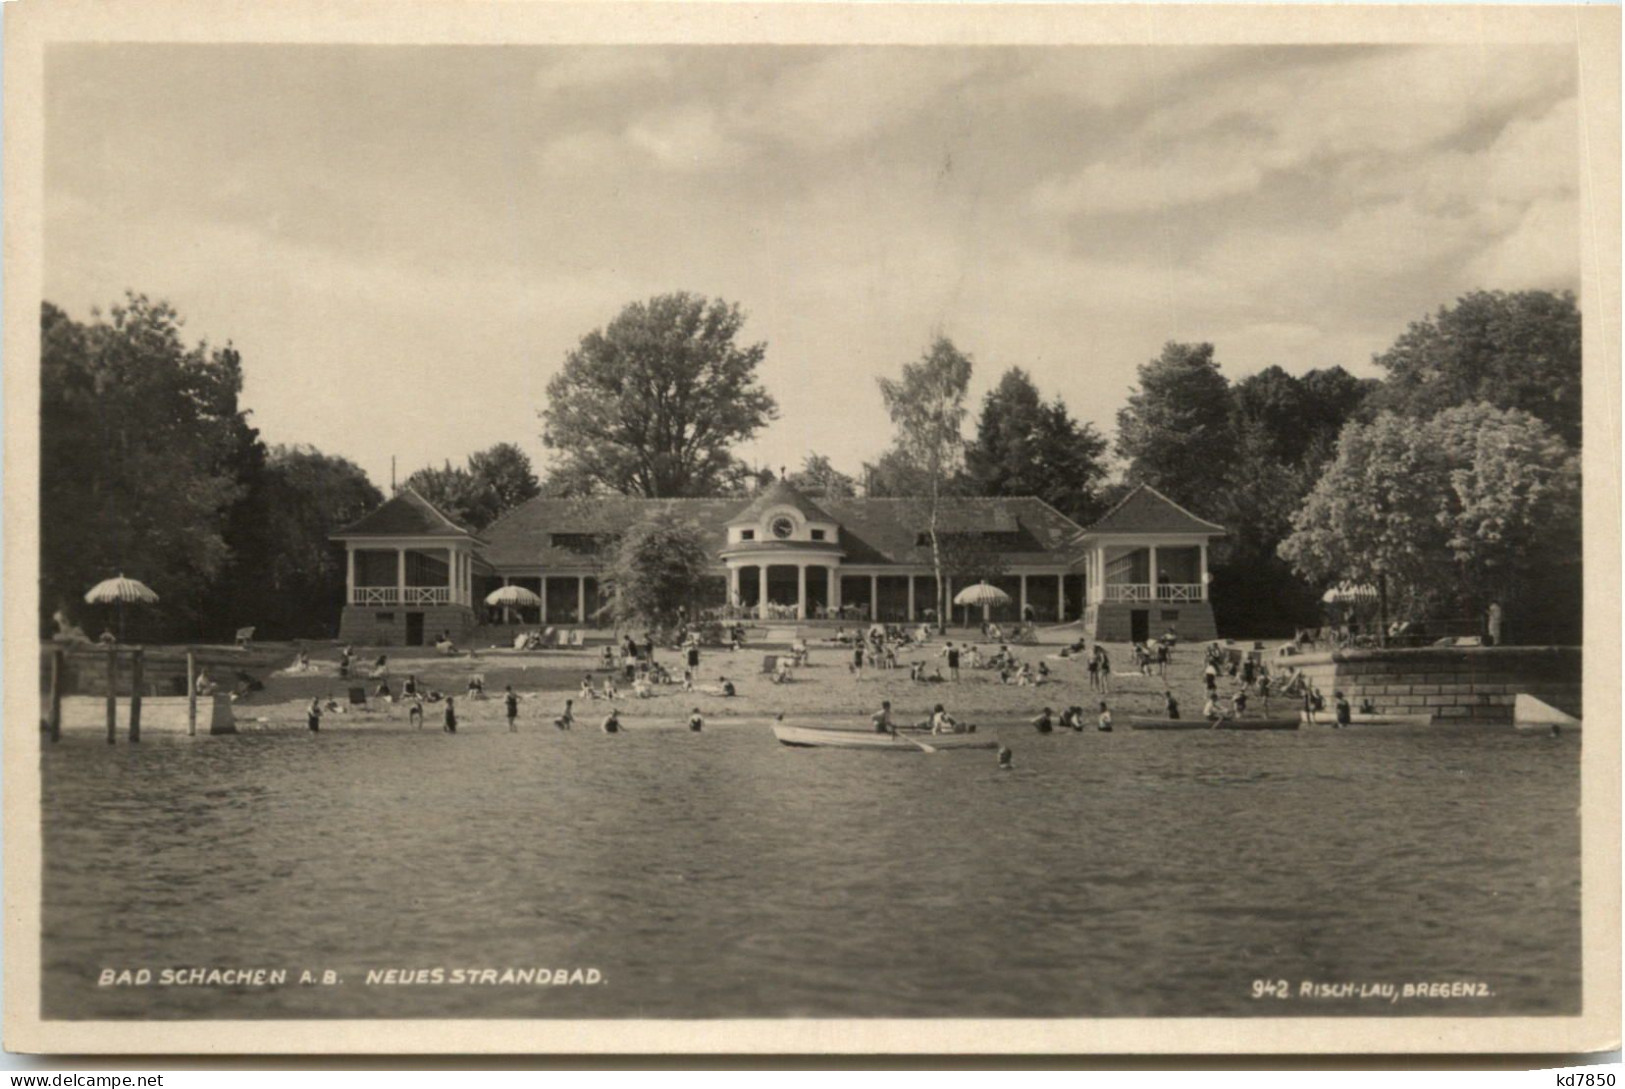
<box><xmin>41</xmin><ymin>722</ymin><xmax>1580</xmax><ymax>1019</ymax></box>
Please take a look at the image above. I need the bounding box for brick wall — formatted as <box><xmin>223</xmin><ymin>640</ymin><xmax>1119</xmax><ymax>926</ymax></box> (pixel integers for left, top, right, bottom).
<box><xmin>1084</xmin><ymin>602</ymin><xmax>1218</xmax><ymax>643</ymax></box>
<box><xmin>1285</xmin><ymin>646</ymin><xmax>1580</xmax><ymax>726</ymax></box>
<box><xmin>337</xmin><ymin>605</ymin><xmax>477</xmax><ymax>646</ymax></box>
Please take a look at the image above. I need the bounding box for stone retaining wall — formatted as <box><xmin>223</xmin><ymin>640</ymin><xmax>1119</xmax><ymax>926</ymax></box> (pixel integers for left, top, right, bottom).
<box><xmin>1284</xmin><ymin>646</ymin><xmax>1580</xmax><ymax>726</ymax></box>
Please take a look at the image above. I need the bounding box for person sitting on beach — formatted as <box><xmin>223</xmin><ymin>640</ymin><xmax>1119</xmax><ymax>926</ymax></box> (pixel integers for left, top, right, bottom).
<box><xmin>719</xmin><ymin>677</ymin><xmax>736</xmax><ymax>698</ymax></box>
<box><xmin>1015</xmin><ymin>662</ymin><xmax>1035</xmax><ymax>687</ymax></box>
<box><xmin>1203</xmin><ymin>694</ymin><xmax>1228</xmax><ymax>724</ymax></box>
<box><xmin>1165</xmin><ymin>691</ymin><xmax>1181</xmax><ymax>720</ymax></box>
<box><xmin>442</xmin><ymin>696</ymin><xmax>458</xmax><ymax>734</ymax></box>
<box><xmin>602</xmin><ymin>676</ymin><xmax>618</xmax><ymax>701</ymax></box>
<box><xmin>579</xmin><ymin>673</ymin><xmax>597</xmax><ymax>700</ymax></box>
<box><xmin>1359</xmin><ymin>695</ymin><xmax>1377</xmax><ymax>715</ymax></box>
<box><xmin>1097</xmin><ymin>701</ymin><xmax>1113</xmax><ymax>732</ymax></box>
<box><xmin>194</xmin><ymin>668</ymin><xmax>217</xmax><ymax>696</ymax></box>
<box><xmin>555</xmin><ymin>698</ymin><xmax>574</xmax><ymax>731</ymax></box>
<box><xmin>773</xmin><ymin>657</ymin><xmax>793</xmax><ymax>684</ymax></box>
<box><xmin>369</xmin><ymin>655</ymin><xmax>388</xmax><ymax>678</ymax></box>
<box><xmin>1231</xmin><ymin>687</ymin><xmax>1249</xmax><ymax>718</ymax></box>
<box><xmin>601</xmin><ymin>709</ymin><xmax>621</xmax><ymax>734</ymax></box>
<box><xmin>1036</xmin><ymin>661</ymin><xmax>1051</xmax><ymax>684</ymax></box>
<box><xmin>872</xmin><ymin>700</ymin><xmax>894</xmax><ymax>734</ymax></box>
<box><xmin>375</xmin><ymin>681</ymin><xmax>393</xmax><ymax>702</ymax></box>
<box><xmin>633</xmin><ymin>675</ymin><xmax>652</xmax><ymax>699</ymax></box>
<box><xmin>929</xmin><ymin>704</ymin><xmax>960</xmax><ymax>735</ymax></box>
<box><xmin>1032</xmin><ymin>707</ymin><xmax>1055</xmax><ymax>734</ymax></box>
<box><xmin>681</xmin><ymin>668</ymin><xmax>695</xmax><ymax>693</ymax></box>
<box><xmin>688</xmin><ymin>708</ymin><xmax>704</xmax><ymax>732</ymax></box>
<box><xmin>435</xmin><ymin>634</ymin><xmax>458</xmax><ymax>656</ymax></box>
<box><xmin>403</xmin><ymin>674</ymin><xmax>419</xmax><ymax>698</ymax></box>
<box><xmin>306</xmin><ymin>698</ymin><xmax>322</xmax><ymax>733</ymax></box>
<box><xmin>408</xmin><ymin>698</ymin><xmax>424</xmax><ymax>729</ymax></box>
<box><xmin>466</xmin><ymin>675</ymin><xmax>486</xmax><ymax>700</ymax></box>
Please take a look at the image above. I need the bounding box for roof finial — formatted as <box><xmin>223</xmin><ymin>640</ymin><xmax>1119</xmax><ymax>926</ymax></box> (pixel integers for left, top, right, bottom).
<box><xmin>780</xmin><ymin>465</ymin><xmax>787</xmax><ymax>481</ymax></box>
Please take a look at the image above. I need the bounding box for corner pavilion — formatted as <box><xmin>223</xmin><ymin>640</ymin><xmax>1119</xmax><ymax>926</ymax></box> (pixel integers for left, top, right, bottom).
<box><xmin>331</xmin><ymin>479</ymin><xmax>1222</xmax><ymax>645</ymax></box>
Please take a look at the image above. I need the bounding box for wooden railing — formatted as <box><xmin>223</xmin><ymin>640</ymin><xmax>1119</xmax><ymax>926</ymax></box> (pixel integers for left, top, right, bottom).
<box><xmin>351</xmin><ymin>586</ymin><xmax>457</xmax><ymax>606</ymax></box>
<box><xmin>1103</xmin><ymin>583</ymin><xmax>1204</xmax><ymax>603</ymax></box>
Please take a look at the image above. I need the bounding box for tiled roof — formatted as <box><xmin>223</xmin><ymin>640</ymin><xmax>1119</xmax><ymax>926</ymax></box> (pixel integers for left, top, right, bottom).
<box><xmin>1080</xmin><ymin>484</ymin><xmax>1225</xmax><ymax>536</ymax></box>
<box><xmin>727</xmin><ymin>478</ymin><xmax>838</xmax><ymax>526</ymax></box>
<box><xmin>477</xmin><ymin>493</ymin><xmax>1087</xmax><ymax>569</ymax></box>
<box><xmin>331</xmin><ymin>487</ymin><xmax>478</xmax><ymax>539</ymax></box>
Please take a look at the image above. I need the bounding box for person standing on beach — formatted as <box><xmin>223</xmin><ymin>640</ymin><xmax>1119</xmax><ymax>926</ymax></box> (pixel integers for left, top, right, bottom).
<box><xmin>686</xmin><ymin>642</ymin><xmax>701</xmax><ymax>675</ymax></box>
<box><xmin>1164</xmin><ymin>691</ymin><xmax>1181</xmax><ymax>720</ymax></box>
<box><xmin>555</xmin><ymin>698</ymin><xmax>575</xmax><ymax>731</ymax></box>
<box><xmin>1086</xmin><ymin>650</ymin><xmax>1100</xmax><ymax>691</ymax></box>
<box><xmin>941</xmin><ymin>642</ymin><xmax>961</xmax><ymax>681</ymax></box>
<box><xmin>443</xmin><ymin>697</ymin><xmax>458</xmax><ymax>733</ymax></box>
<box><xmin>408</xmin><ymin>697</ymin><xmax>424</xmax><ymax>729</ymax></box>
<box><xmin>306</xmin><ymin>698</ymin><xmax>322</xmax><ymax>733</ymax></box>
<box><xmin>504</xmin><ymin>686</ymin><xmax>519</xmax><ymax>732</ymax></box>
<box><xmin>851</xmin><ymin>642</ymin><xmax>865</xmax><ymax>680</ymax></box>
<box><xmin>1333</xmin><ymin>690</ymin><xmax>1352</xmax><ymax>729</ymax></box>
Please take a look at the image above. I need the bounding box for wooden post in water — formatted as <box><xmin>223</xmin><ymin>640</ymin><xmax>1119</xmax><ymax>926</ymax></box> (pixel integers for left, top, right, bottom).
<box><xmin>186</xmin><ymin>650</ymin><xmax>198</xmax><ymax>736</ymax></box>
<box><xmin>47</xmin><ymin>648</ymin><xmax>63</xmax><ymax>743</ymax></box>
<box><xmin>129</xmin><ymin>648</ymin><xmax>144</xmax><ymax>743</ymax></box>
<box><xmin>105</xmin><ymin>645</ymin><xmax>117</xmax><ymax>745</ymax></box>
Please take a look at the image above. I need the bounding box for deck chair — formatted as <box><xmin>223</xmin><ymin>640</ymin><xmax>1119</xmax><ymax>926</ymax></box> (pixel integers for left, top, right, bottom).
<box><xmin>234</xmin><ymin>626</ymin><xmax>255</xmax><ymax>649</ymax></box>
<box><xmin>570</xmin><ymin>630</ymin><xmax>585</xmax><ymax>647</ymax></box>
<box><xmin>347</xmin><ymin>686</ymin><xmax>368</xmax><ymax>708</ymax></box>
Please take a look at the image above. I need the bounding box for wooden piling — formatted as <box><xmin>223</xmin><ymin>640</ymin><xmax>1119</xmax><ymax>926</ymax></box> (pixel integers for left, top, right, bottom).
<box><xmin>186</xmin><ymin>650</ymin><xmax>198</xmax><ymax>736</ymax></box>
<box><xmin>129</xmin><ymin>649</ymin><xmax>144</xmax><ymax>743</ymax></box>
<box><xmin>47</xmin><ymin>648</ymin><xmax>63</xmax><ymax>743</ymax></box>
<box><xmin>105</xmin><ymin>645</ymin><xmax>117</xmax><ymax>745</ymax></box>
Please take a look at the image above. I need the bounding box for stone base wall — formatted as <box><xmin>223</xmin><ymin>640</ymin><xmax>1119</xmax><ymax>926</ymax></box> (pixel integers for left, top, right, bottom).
<box><xmin>1285</xmin><ymin>646</ymin><xmax>1581</xmax><ymax>726</ymax></box>
<box><xmin>1083</xmin><ymin>601</ymin><xmax>1218</xmax><ymax>643</ymax></box>
<box><xmin>53</xmin><ymin>694</ymin><xmax>236</xmax><ymax>737</ymax></box>
<box><xmin>338</xmin><ymin>604</ymin><xmax>476</xmax><ymax>647</ymax></box>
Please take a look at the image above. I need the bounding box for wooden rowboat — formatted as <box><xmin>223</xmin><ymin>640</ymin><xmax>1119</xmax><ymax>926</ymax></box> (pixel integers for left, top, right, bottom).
<box><xmin>1299</xmin><ymin>712</ymin><xmax>1433</xmax><ymax>727</ymax></box>
<box><xmin>1129</xmin><ymin>717</ymin><xmax>1299</xmax><ymax>732</ymax></box>
<box><xmin>772</xmin><ymin>722</ymin><xmax>998</xmax><ymax>751</ymax></box>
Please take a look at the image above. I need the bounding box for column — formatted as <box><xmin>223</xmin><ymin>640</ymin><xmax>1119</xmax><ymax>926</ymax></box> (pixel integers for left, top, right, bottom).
<box><xmin>944</xmin><ymin>576</ymin><xmax>953</xmax><ymax>627</ymax></box>
<box><xmin>346</xmin><ymin>548</ymin><xmax>355</xmax><ymax>606</ymax></box>
<box><xmin>797</xmin><ymin>564</ymin><xmax>807</xmax><ymax>621</ymax></box>
<box><xmin>1148</xmin><ymin>545</ymin><xmax>1159</xmax><ymax>602</ymax></box>
<box><xmin>1057</xmin><ymin>573</ymin><xmax>1066</xmax><ymax>622</ymax></box>
<box><xmin>728</xmin><ymin>566</ymin><xmax>740</xmax><ymax>608</ymax></box>
<box><xmin>827</xmin><ymin>567</ymin><xmax>838</xmax><ymax>616</ymax></box>
<box><xmin>907</xmin><ymin>575</ymin><xmax>916</xmax><ymax>621</ymax></box>
<box><xmin>577</xmin><ymin>576</ymin><xmax>586</xmax><ymax>626</ymax></box>
<box><xmin>1019</xmin><ymin>574</ymin><xmax>1028</xmax><ymax>619</ymax></box>
<box><xmin>396</xmin><ymin>547</ymin><xmax>406</xmax><ymax>606</ymax></box>
<box><xmin>757</xmin><ymin>566</ymin><xmax>767</xmax><ymax>620</ymax></box>
<box><xmin>870</xmin><ymin>574</ymin><xmax>879</xmax><ymax>621</ymax></box>
<box><xmin>540</xmin><ymin>576</ymin><xmax>549</xmax><ymax>624</ymax></box>
<box><xmin>1199</xmin><ymin>542</ymin><xmax>1209</xmax><ymax>600</ymax></box>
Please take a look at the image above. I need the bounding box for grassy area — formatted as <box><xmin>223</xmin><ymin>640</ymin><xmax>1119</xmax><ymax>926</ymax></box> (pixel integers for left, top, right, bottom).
<box><xmin>231</xmin><ymin>631</ymin><xmax>1296</xmax><ymax>731</ymax></box>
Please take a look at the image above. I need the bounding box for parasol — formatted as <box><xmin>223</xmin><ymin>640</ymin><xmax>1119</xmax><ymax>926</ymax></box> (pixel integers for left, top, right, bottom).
<box><xmin>84</xmin><ymin>574</ymin><xmax>159</xmax><ymax>642</ymax></box>
<box><xmin>953</xmin><ymin>580</ymin><xmax>1011</xmax><ymax>626</ymax></box>
<box><xmin>1321</xmin><ymin>583</ymin><xmax>1378</xmax><ymax>605</ymax></box>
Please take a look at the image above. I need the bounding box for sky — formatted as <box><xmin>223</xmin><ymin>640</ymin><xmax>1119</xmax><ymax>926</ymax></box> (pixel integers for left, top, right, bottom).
<box><xmin>44</xmin><ymin>43</ymin><xmax>1581</xmax><ymax>491</ymax></box>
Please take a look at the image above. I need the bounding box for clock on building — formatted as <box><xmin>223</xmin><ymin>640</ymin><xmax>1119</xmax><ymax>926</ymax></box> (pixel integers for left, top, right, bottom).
<box><xmin>770</xmin><ymin>516</ymin><xmax>795</xmax><ymax>540</ymax></box>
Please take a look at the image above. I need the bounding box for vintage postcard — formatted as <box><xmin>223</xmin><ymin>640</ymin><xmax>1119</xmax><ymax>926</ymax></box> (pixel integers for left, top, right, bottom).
<box><xmin>3</xmin><ymin>0</ymin><xmax>1619</xmax><ymax>1056</ymax></box>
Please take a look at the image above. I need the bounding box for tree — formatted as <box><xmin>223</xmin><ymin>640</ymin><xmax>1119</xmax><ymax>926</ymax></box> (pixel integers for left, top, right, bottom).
<box><xmin>406</xmin><ymin>443</ymin><xmax>541</xmax><ymax>529</ymax></box>
<box><xmin>232</xmin><ymin>446</ymin><xmax>384</xmax><ymax>638</ymax></box>
<box><xmin>787</xmin><ymin>453</ymin><xmax>857</xmax><ymax>498</ymax></box>
<box><xmin>965</xmin><ymin>367</ymin><xmax>1110</xmax><ymax>524</ymax></box>
<box><xmin>1365</xmin><ymin>290</ymin><xmax>1581</xmax><ymax>448</ymax></box>
<box><xmin>1115</xmin><ymin>342</ymin><xmax>1237</xmax><ymax>511</ymax></box>
<box><xmin>1278</xmin><ymin>404</ymin><xmax>1580</xmax><ymax>642</ymax></box>
<box><xmin>876</xmin><ymin>336</ymin><xmax>974</xmax><ymax>631</ymax></box>
<box><xmin>540</xmin><ymin>293</ymin><xmax>779</xmax><ymax>497</ymax></box>
<box><xmin>604</xmin><ymin>509</ymin><xmax>714</xmax><ymax>631</ymax></box>
<box><xmin>41</xmin><ymin>296</ymin><xmax>250</xmax><ymax>639</ymax></box>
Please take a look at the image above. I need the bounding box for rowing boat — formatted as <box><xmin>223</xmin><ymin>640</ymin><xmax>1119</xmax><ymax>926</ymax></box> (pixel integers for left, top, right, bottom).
<box><xmin>1129</xmin><ymin>717</ymin><xmax>1299</xmax><ymax>732</ymax></box>
<box><xmin>771</xmin><ymin>721</ymin><xmax>998</xmax><ymax>751</ymax></box>
<box><xmin>1299</xmin><ymin>712</ymin><xmax>1433</xmax><ymax>727</ymax></box>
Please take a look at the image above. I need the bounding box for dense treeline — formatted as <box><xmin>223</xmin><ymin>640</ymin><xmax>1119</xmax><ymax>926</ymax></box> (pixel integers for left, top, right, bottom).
<box><xmin>41</xmin><ymin>287</ymin><xmax>1582</xmax><ymax>644</ymax></box>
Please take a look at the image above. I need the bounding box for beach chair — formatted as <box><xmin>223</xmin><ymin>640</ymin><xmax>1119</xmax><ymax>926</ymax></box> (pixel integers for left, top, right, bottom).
<box><xmin>234</xmin><ymin>626</ymin><xmax>255</xmax><ymax>649</ymax></box>
<box><xmin>761</xmin><ymin>654</ymin><xmax>778</xmax><ymax>675</ymax></box>
<box><xmin>570</xmin><ymin>630</ymin><xmax>585</xmax><ymax>648</ymax></box>
<box><xmin>347</xmin><ymin>686</ymin><xmax>367</xmax><ymax>708</ymax></box>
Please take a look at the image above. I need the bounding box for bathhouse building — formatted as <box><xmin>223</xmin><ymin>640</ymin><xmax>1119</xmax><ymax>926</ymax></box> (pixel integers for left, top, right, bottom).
<box><xmin>331</xmin><ymin>478</ymin><xmax>1222</xmax><ymax>645</ymax></box>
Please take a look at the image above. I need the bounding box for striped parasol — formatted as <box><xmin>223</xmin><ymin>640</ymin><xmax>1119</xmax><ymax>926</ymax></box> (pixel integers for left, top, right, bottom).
<box><xmin>1321</xmin><ymin>583</ymin><xmax>1378</xmax><ymax>605</ymax></box>
<box><xmin>484</xmin><ymin>585</ymin><xmax>541</xmax><ymax>609</ymax></box>
<box><xmin>84</xmin><ymin>575</ymin><xmax>159</xmax><ymax>642</ymax></box>
<box><xmin>953</xmin><ymin>581</ymin><xmax>1010</xmax><ymax>607</ymax></box>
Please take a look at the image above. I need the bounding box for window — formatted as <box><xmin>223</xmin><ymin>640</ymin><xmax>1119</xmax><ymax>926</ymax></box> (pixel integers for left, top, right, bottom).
<box><xmin>811</xmin><ymin>529</ymin><xmax>826</xmax><ymax>541</ymax></box>
<box><xmin>740</xmin><ymin>529</ymin><xmax>755</xmax><ymax>541</ymax></box>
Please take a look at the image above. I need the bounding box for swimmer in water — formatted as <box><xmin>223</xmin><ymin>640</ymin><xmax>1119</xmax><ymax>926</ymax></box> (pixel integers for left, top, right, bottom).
<box><xmin>871</xmin><ymin>700</ymin><xmax>894</xmax><ymax>734</ymax></box>
<box><xmin>1097</xmin><ymin>700</ymin><xmax>1113</xmax><ymax>732</ymax></box>
<box><xmin>602</xmin><ymin>708</ymin><xmax>621</xmax><ymax>733</ymax></box>
<box><xmin>1032</xmin><ymin>707</ymin><xmax>1055</xmax><ymax>734</ymax></box>
<box><xmin>688</xmin><ymin>708</ymin><xmax>703</xmax><ymax>732</ymax></box>
<box><xmin>997</xmin><ymin>746</ymin><xmax>1013</xmax><ymax>769</ymax></box>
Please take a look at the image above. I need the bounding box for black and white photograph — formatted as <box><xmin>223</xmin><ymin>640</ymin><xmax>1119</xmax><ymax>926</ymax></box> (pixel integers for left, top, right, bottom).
<box><xmin>4</xmin><ymin>0</ymin><xmax>1618</xmax><ymax>1057</ymax></box>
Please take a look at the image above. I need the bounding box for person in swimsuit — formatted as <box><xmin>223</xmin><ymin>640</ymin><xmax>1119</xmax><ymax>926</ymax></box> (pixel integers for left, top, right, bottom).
<box><xmin>688</xmin><ymin>708</ymin><xmax>704</xmax><ymax>732</ymax></box>
<box><xmin>555</xmin><ymin>698</ymin><xmax>575</xmax><ymax>731</ymax></box>
<box><xmin>601</xmin><ymin>709</ymin><xmax>621</xmax><ymax>733</ymax></box>
<box><xmin>306</xmin><ymin>698</ymin><xmax>321</xmax><ymax>733</ymax></box>
<box><xmin>1165</xmin><ymin>691</ymin><xmax>1181</xmax><ymax>720</ymax></box>
<box><xmin>871</xmin><ymin>700</ymin><xmax>894</xmax><ymax>734</ymax></box>
<box><xmin>1032</xmin><ymin>707</ymin><xmax>1055</xmax><ymax>733</ymax></box>
<box><xmin>1097</xmin><ymin>700</ymin><xmax>1114</xmax><ymax>732</ymax></box>
<box><xmin>443</xmin><ymin>697</ymin><xmax>457</xmax><ymax>734</ymax></box>
<box><xmin>504</xmin><ymin>686</ymin><xmax>519</xmax><ymax>732</ymax></box>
